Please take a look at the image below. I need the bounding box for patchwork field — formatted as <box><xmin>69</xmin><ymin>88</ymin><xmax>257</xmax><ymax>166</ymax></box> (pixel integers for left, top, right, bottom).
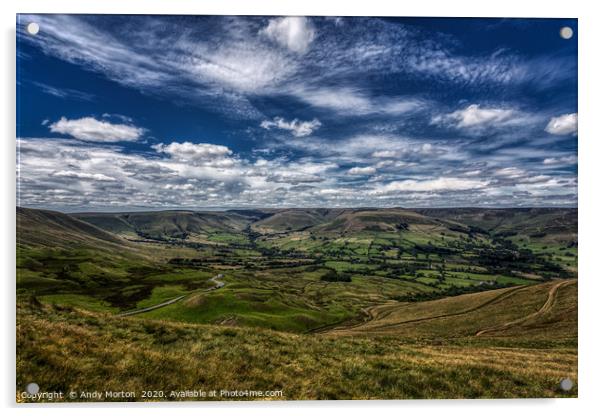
<box><xmin>16</xmin><ymin>206</ymin><xmax>578</xmax><ymax>401</ymax></box>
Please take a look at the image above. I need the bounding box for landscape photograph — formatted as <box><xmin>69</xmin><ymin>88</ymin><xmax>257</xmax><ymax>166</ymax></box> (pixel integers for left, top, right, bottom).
<box><xmin>16</xmin><ymin>15</ymin><xmax>577</xmax><ymax>401</ymax></box>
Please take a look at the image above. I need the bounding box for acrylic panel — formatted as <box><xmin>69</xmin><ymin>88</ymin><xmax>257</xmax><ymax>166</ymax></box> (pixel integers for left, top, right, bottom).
<box><xmin>16</xmin><ymin>15</ymin><xmax>578</xmax><ymax>402</ymax></box>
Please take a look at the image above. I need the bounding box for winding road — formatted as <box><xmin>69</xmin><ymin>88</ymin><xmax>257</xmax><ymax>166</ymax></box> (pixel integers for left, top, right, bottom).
<box><xmin>117</xmin><ymin>273</ymin><xmax>225</xmax><ymax>317</ymax></box>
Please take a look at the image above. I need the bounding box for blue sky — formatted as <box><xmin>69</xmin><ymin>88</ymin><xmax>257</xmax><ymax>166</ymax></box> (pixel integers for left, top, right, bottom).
<box><xmin>16</xmin><ymin>15</ymin><xmax>577</xmax><ymax>211</ymax></box>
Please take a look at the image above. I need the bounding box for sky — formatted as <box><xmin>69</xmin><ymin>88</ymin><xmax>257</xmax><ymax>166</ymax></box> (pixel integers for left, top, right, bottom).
<box><xmin>16</xmin><ymin>15</ymin><xmax>578</xmax><ymax>211</ymax></box>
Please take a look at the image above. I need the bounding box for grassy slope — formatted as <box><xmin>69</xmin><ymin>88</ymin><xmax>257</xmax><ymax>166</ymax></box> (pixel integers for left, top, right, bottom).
<box><xmin>137</xmin><ymin>267</ymin><xmax>431</xmax><ymax>332</ymax></box>
<box><xmin>17</xmin><ymin>280</ymin><xmax>577</xmax><ymax>401</ymax></box>
<box><xmin>72</xmin><ymin>210</ymin><xmax>261</xmax><ymax>240</ymax></box>
<box><xmin>17</xmin><ymin>208</ymin><xmax>204</xmax><ymax>309</ymax></box>
<box><xmin>326</xmin><ymin>279</ymin><xmax>577</xmax><ymax>344</ymax></box>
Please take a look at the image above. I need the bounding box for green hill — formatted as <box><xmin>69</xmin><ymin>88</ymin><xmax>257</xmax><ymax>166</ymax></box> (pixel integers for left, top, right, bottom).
<box><xmin>17</xmin><ymin>206</ymin><xmax>128</xmax><ymax>249</ymax></box>
<box><xmin>251</xmin><ymin>208</ymin><xmax>345</xmax><ymax>233</ymax></box>
<box><xmin>73</xmin><ymin>210</ymin><xmax>264</xmax><ymax>241</ymax></box>
<box><xmin>415</xmin><ymin>208</ymin><xmax>577</xmax><ymax>243</ymax></box>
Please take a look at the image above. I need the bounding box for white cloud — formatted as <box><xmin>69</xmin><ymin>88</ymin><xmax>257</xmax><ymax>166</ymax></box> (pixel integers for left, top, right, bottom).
<box><xmin>260</xmin><ymin>117</ymin><xmax>321</xmax><ymax>137</ymax></box>
<box><xmin>372</xmin><ymin>150</ymin><xmax>398</xmax><ymax>158</ymax></box>
<box><xmin>545</xmin><ymin>113</ymin><xmax>578</xmax><ymax>135</ymax></box>
<box><xmin>432</xmin><ymin>105</ymin><xmax>546</xmax><ymax>138</ymax></box>
<box><xmin>376</xmin><ymin>177</ymin><xmax>489</xmax><ymax>193</ymax></box>
<box><xmin>185</xmin><ymin>42</ymin><xmax>297</xmax><ymax>94</ymax></box>
<box><xmin>436</xmin><ymin>104</ymin><xmax>516</xmax><ymax>128</ymax></box>
<box><xmin>463</xmin><ymin>170</ymin><xmax>482</xmax><ymax>177</ymax></box>
<box><xmin>493</xmin><ymin>167</ymin><xmax>527</xmax><ymax>179</ymax></box>
<box><xmin>348</xmin><ymin>166</ymin><xmax>377</xmax><ymax>175</ymax></box>
<box><xmin>290</xmin><ymin>86</ymin><xmax>424</xmax><ymax>116</ymax></box>
<box><xmin>49</xmin><ymin>116</ymin><xmax>143</xmax><ymax>142</ymax></box>
<box><xmin>375</xmin><ymin>160</ymin><xmax>408</xmax><ymax>169</ymax></box>
<box><xmin>164</xmin><ymin>184</ymin><xmax>194</xmax><ymax>191</ymax></box>
<box><xmin>152</xmin><ymin>142</ymin><xmax>235</xmax><ymax>167</ymax></box>
<box><xmin>261</xmin><ymin>17</ymin><xmax>316</xmax><ymax>54</ymax></box>
<box><xmin>543</xmin><ymin>155</ymin><xmax>578</xmax><ymax>165</ymax></box>
<box><xmin>51</xmin><ymin>170</ymin><xmax>116</xmax><ymax>181</ymax></box>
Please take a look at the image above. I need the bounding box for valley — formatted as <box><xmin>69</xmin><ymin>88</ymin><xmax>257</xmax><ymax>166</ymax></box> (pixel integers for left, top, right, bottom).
<box><xmin>16</xmin><ymin>206</ymin><xmax>578</xmax><ymax>400</ymax></box>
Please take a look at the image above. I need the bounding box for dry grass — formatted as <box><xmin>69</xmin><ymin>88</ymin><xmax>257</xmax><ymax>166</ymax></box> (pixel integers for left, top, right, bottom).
<box><xmin>327</xmin><ymin>280</ymin><xmax>577</xmax><ymax>343</ymax></box>
<box><xmin>17</xmin><ymin>293</ymin><xmax>577</xmax><ymax>402</ymax></box>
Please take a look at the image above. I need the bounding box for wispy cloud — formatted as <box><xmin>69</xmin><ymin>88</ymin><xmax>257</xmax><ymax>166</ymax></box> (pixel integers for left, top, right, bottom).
<box><xmin>289</xmin><ymin>86</ymin><xmax>427</xmax><ymax>116</ymax></box>
<box><xmin>20</xmin><ymin>15</ymin><xmax>571</xmax><ymax>121</ymax></box>
<box><xmin>31</xmin><ymin>81</ymin><xmax>94</xmax><ymax>101</ymax></box>
<box><xmin>260</xmin><ymin>117</ymin><xmax>321</xmax><ymax>137</ymax></box>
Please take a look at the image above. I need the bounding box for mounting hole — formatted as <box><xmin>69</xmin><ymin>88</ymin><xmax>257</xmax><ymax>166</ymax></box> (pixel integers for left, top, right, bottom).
<box><xmin>560</xmin><ymin>27</ymin><xmax>573</xmax><ymax>40</ymax></box>
<box><xmin>560</xmin><ymin>378</ymin><xmax>573</xmax><ymax>391</ymax></box>
<box><xmin>26</xmin><ymin>382</ymin><xmax>40</xmax><ymax>395</ymax></box>
<box><xmin>26</xmin><ymin>22</ymin><xmax>39</xmax><ymax>36</ymax></box>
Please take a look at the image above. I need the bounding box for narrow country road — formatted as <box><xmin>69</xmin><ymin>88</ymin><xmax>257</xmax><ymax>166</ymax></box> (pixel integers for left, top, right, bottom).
<box><xmin>117</xmin><ymin>273</ymin><xmax>225</xmax><ymax>317</ymax></box>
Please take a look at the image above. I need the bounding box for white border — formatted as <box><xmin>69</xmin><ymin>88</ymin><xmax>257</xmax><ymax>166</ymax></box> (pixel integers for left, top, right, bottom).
<box><xmin>2</xmin><ymin>1</ymin><xmax>601</xmax><ymax>415</ymax></box>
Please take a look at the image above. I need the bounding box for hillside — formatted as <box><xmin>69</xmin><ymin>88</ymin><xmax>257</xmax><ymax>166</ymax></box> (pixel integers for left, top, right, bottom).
<box><xmin>17</xmin><ymin>207</ymin><xmax>129</xmax><ymax>250</ymax></box>
<box><xmin>72</xmin><ymin>210</ymin><xmax>264</xmax><ymax>240</ymax></box>
<box><xmin>16</xmin><ymin>207</ymin><xmax>200</xmax><ymax>305</ymax></box>
<box><xmin>313</xmin><ymin>208</ymin><xmax>452</xmax><ymax>234</ymax></box>
<box><xmin>251</xmin><ymin>208</ymin><xmax>345</xmax><ymax>233</ymax></box>
<box><xmin>69</xmin><ymin>207</ymin><xmax>578</xmax><ymax>243</ymax></box>
<box><xmin>415</xmin><ymin>208</ymin><xmax>577</xmax><ymax>243</ymax></box>
<box><xmin>326</xmin><ymin>279</ymin><xmax>577</xmax><ymax>342</ymax></box>
<box><xmin>17</xmin><ymin>294</ymin><xmax>577</xmax><ymax>401</ymax></box>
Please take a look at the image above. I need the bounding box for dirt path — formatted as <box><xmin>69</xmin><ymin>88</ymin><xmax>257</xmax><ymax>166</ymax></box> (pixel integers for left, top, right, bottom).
<box><xmin>475</xmin><ymin>279</ymin><xmax>574</xmax><ymax>337</ymax></box>
<box><xmin>321</xmin><ymin>285</ymin><xmax>527</xmax><ymax>335</ymax></box>
<box><xmin>117</xmin><ymin>273</ymin><xmax>225</xmax><ymax>317</ymax></box>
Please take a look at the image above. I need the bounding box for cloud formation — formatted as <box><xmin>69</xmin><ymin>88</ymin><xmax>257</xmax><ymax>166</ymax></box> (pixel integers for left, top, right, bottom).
<box><xmin>260</xmin><ymin>117</ymin><xmax>322</xmax><ymax>137</ymax></box>
<box><xmin>16</xmin><ymin>16</ymin><xmax>577</xmax><ymax>209</ymax></box>
<box><xmin>432</xmin><ymin>104</ymin><xmax>538</xmax><ymax>133</ymax></box>
<box><xmin>376</xmin><ymin>177</ymin><xmax>490</xmax><ymax>193</ymax></box>
<box><xmin>152</xmin><ymin>142</ymin><xmax>233</xmax><ymax>164</ymax></box>
<box><xmin>348</xmin><ymin>166</ymin><xmax>377</xmax><ymax>176</ymax></box>
<box><xmin>261</xmin><ymin>17</ymin><xmax>316</xmax><ymax>54</ymax></box>
<box><xmin>49</xmin><ymin>116</ymin><xmax>144</xmax><ymax>142</ymax></box>
<box><xmin>545</xmin><ymin>113</ymin><xmax>578</xmax><ymax>135</ymax></box>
